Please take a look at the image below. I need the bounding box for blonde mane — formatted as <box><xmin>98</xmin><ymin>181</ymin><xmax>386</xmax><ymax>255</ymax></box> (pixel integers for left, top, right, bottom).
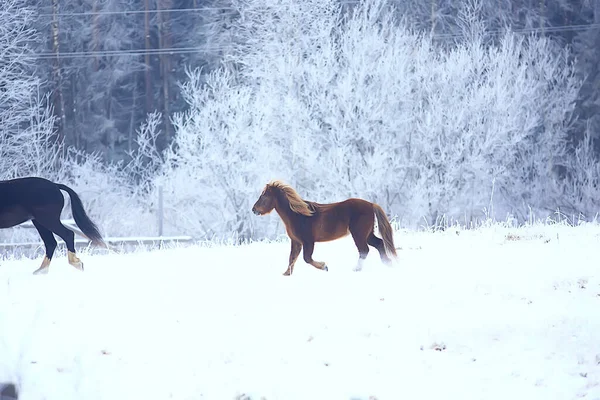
<box><xmin>267</xmin><ymin>180</ymin><xmax>315</xmax><ymax>217</ymax></box>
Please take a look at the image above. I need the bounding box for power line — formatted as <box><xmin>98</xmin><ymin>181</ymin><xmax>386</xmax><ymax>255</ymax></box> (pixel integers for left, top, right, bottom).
<box><xmin>28</xmin><ymin>1</ymin><xmax>600</xmax><ymax>44</ymax></box>
<box><xmin>22</xmin><ymin>20</ymin><xmax>600</xmax><ymax>60</ymax></box>
<box><xmin>35</xmin><ymin>5</ymin><xmax>237</xmax><ymax>18</ymax></box>
<box><xmin>24</xmin><ymin>0</ymin><xmax>600</xmax><ymax>45</ymax></box>
<box><xmin>34</xmin><ymin>1</ymin><xmax>363</xmax><ymax>18</ymax></box>
<box><xmin>29</xmin><ymin>2</ymin><xmax>600</xmax><ymax>39</ymax></box>
<box><xmin>32</xmin><ymin>46</ymin><xmax>218</xmax><ymax>59</ymax></box>
<box><xmin>36</xmin><ymin>0</ymin><xmax>588</xmax><ymax>20</ymax></box>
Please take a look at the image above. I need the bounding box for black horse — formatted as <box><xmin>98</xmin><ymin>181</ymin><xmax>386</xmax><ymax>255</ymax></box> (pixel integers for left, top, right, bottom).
<box><xmin>0</xmin><ymin>177</ymin><xmax>105</xmax><ymax>274</ymax></box>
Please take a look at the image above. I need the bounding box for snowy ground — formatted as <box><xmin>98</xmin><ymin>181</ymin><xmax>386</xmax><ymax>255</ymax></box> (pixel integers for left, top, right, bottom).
<box><xmin>1</xmin><ymin>222</ymin><xmax>600</xmax><ymax>400</ymax></box>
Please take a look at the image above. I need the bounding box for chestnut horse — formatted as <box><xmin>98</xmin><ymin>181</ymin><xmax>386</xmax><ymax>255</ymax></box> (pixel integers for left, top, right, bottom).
<box><xmin>252</xmin><ymin>180</ymin><xmax>397</xmax><ymax>275</ymax></box>
<box><xmin>0</xmin><ymin>177</ymin><xmax>106</xmax><ymax>274</ymax></box>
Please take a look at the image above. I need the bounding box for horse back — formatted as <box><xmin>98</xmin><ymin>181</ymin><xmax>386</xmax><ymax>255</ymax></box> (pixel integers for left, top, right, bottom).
<box><xmin>312</xmin><ymin>198</ymin><xmax>373</xmax><ymax>216</ymax></box>
<box><xmin>0</xmin><ymin>177</ymin><xmax>64</xmax><ymax>223</ymax></box>
<box><xmin>309</xmin><ymin>198</ymin><xmax>374</xmax><ymax>242</ymax></box>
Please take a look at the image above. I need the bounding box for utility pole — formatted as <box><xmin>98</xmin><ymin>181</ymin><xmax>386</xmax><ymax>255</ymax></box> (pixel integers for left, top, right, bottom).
<box><xmin>51</xmin><ymin>0</ymin><xmax>66</xmax><ymax>149</ymax></box>
<box><xmin>144</xmin><ymin>0</ymin><xmax>153</xmax><ymax>114</ymax></box>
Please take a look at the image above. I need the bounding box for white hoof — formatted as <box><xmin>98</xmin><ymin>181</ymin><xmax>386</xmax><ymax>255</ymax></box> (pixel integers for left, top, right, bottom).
<box><xmin>33</xmin><ymin>266</ymin><xmax>49</xmax><ymax>275</ymax></box>
<box><xmin>68</xmin><ymin>251</ymin><xmax>84</xmax><ymax>272</ymax></box>
<box><xmin>353</xmin><ymin>259</ymin><xmax>365</xmax><ymax>272</ymax></box>
<box><xmin>71</xmin><ymin>262</ymin><xmax>84</xmax><ymax>272</ymax></box>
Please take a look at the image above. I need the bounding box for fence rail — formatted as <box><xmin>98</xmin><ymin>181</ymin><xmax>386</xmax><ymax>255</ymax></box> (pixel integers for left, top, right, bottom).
<box><xmin>0</xmin><ymin>186</ymin><xmax>194</xmax><ymax>254</ymax></box>
<box><xmin>1</xmin><ymin>218</ymin><xmax>193</xmax><ymax>254</ymax></box>
<box><xmin>0</xmin><ymin>235</ymin><xmax>194</xmax><ymax>251</ymax></box>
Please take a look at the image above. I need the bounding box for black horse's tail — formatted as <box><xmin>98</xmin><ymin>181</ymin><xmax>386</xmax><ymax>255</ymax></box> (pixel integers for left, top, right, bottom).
<box><xmin>57</xmin><ymin>184</ymin><xmax>106</xmax><ymax>248</ymax></box>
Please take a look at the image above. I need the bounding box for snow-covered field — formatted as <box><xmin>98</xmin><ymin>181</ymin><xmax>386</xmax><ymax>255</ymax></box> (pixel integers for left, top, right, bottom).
<box><xmin>1</xmin><ymin>222</ymin><xmax>600</xmax><ymax>400</ymax></box>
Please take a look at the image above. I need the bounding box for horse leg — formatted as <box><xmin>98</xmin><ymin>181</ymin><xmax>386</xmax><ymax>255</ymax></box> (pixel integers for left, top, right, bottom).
<box><xmin>302</xmin><ymin>241</ymin><xmax>328</xmax><ymax>271</ymax></box>
<box><xmin>348</xmin><ymin>215</ymin><xmax>373</xmax><ymax>271</ymax></box>
<box><xmin>367</xmin><ymin>232</ymin><xmax>392</xmax><ymax>265</ymax></box>
<box><xmin>34</xmin><ymin>214</ymin><xmax>84</xmax><ymax>271</ymax></box>
<box><xmin>350</xmin><ymin>230</ymin><xmax>370</xmax><ymax>272</ymax></box>
<box><xmin>31</xmin><ymin>220</ymin><xmax>57</xmax><ymax>275</ymax></box>
<box><xmin>284</xmin><ymin>240</ymin><xmax>302</xmax><ymax>276</ymax></box>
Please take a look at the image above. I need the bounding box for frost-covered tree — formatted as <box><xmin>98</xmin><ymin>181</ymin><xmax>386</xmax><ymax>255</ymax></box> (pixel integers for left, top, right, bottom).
<box><xmin>0</xmin><ymin>0</ymin><xmax>60</xmax><ymax>180</ymax></box>
<box><xmin>227</xmin><ymin>0</ymin><xmax>578</xmax><ymax>225</ymax></box>
<box><xmin>155</xmin><ymin>67</ymin><xmax>283</xmax><ymax>240</ymax></box>
<box><xmin>180</xmin><ymin>0</ymin><xmax>239</xmax><ymax>71</ymax></box>
<box><xmin>149</xmin><ymin>0</ymin><xmax>580</xmax><ymax>239</ymax></box>
<box><xmin>558</xmin><ymin>1</ymin><xmax>600</xmax><ymax>219</ymax></box>
<box><xmin>33</xmin><ymin>0</ymin><xmax>147</xmax><ymax>161</ymax></box>
<box><xmin>73</xmin><ymin>0</ymin><xmax>147</xmax><ymax>161</ymax></box>
<box><xmin>0</xmin><ymin>0</ymin><xmax>173</xmax><ymax>242</ymax></box>
<box><xmin>568</xmin><ymin>0</ymin><xmax>600</xmax><ymax>150</ymax></box>
<box><xmin>349</xmin><ymin>0</ymin><xmax>552</xmax><ymax>43</ymax></box>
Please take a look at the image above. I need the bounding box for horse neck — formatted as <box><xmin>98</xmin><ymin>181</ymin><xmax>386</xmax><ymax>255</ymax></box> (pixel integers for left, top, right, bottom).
<box><xmin>273</xmin><ymin>191</ymin><xmax>296</xmax><ymax>222</ymax></box>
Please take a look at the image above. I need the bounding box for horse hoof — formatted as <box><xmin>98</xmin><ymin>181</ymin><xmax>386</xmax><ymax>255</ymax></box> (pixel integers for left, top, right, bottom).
<box><xmin>72</xmin><ymin>264</ymin><xmax>84</xmax><ymax>272</ymax></box>
<box><xmin>32</xmin><ymin>267</ymin><xmax>49</xmax><ymax>275</ymax></box>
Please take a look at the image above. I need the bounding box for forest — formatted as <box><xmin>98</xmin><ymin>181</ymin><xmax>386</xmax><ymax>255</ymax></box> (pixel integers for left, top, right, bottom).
<box><xmin>1</xmin><ymin>0</ymin><xmax>600</xmax><ymax>241</ymax></box>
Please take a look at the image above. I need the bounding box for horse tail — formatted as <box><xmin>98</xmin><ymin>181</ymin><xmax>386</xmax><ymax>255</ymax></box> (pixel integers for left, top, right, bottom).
<box><xmin>373</xmin><ymin>203</ymin><xmax>397</xmax><ymax>259</ymax></box>
<box><xmin>57</xmin><ymin>184</ymin><xmax>106</xmax><ymax>248</ymax></box>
